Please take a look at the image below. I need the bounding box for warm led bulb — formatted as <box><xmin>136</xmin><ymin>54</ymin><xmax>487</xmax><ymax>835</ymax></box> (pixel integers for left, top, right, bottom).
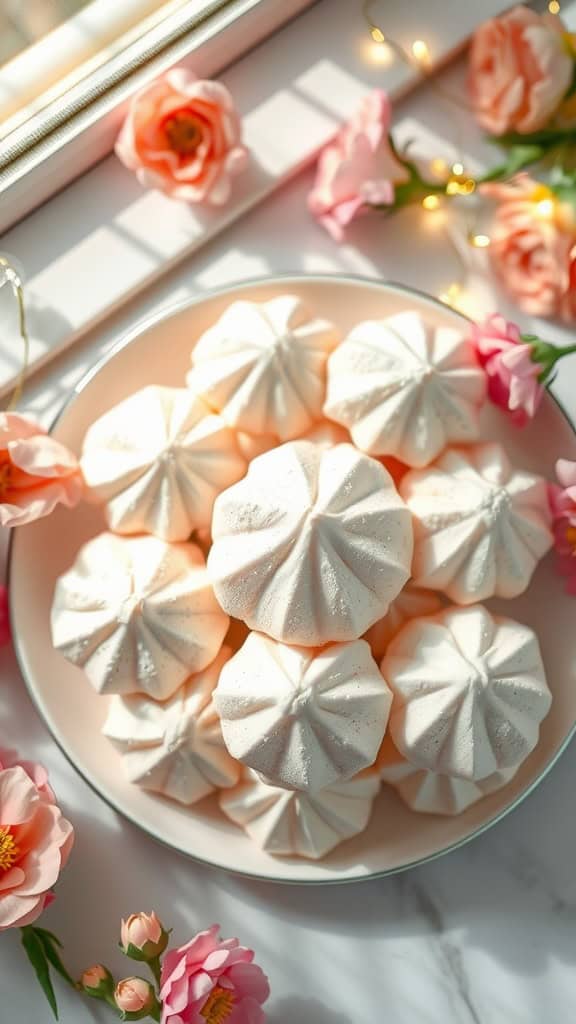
<box><xmin>535</xmin><ymin>198</ymin><xmax>555</xmax><ymax>219</ymax></box>
<box><xmin>422</xmin><ymin>194</ymin><xmax>441</xmax><ymax>211</ymax></box>
<box><xmin>548</xmin><ymin>0</ymin><xmax>560</xmax><ymax>13</ymax></box>
<box><xmin>411</xmin><ymin>39</ymin><xmax>430</xmax><ymax>64</ymax></box>
<box><xmin>469</xmin><ymin>233</ymin><xmax>491</xmax><ymax>249</ymax></box>
<box><xmin>451</xmin><ymin>162</ymin><xmax>464</xmax><ymax>176</ymax></box>
<box><xmin>370</xmin><ymin>26</ymin><xmax>385</xmax><ymax>43</ymax></box>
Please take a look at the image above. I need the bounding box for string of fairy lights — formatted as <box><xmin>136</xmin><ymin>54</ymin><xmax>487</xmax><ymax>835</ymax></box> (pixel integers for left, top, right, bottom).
<box><xmin>360</xmin><ymin>0</ymin><xmax>565</xmax><ymax>309</ymax></box>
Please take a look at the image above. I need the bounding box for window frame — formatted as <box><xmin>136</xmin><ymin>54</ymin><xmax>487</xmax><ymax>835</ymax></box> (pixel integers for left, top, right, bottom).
<box><xmin>0</xmin><ymin>0</ymin><xmax>317</xmax><ymax>233</ymax></box>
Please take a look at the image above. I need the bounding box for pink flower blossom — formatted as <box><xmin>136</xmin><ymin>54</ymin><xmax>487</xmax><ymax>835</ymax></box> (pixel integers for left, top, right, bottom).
<box><xmin>160</xmin><ymin>924</ymin><xmax>269</xmax><ymax>1024</ymax></box>
<box><xmin>470</xmin><ymin>313</ymin><xmax>543</xmax><ymax>425</ymax></box>
<box><xmin>115</xmin><ymin>69</ymin><xmax>248</xmax><ymax>205</ymax></box>
<box><xmin>0</xmin><ymin>413</ymin><xmax>82</xmax><ymax>528</ymax></box>
<box><xmin>0</xmin><ymin>585</ymin><xmax>9</xmax><ymax>647</ymax></box>
<box><xmin>0</xmin><ymin>764</ymin><xmax>73</xmax><ymax>930</ymax></box>
<box><xmin>549</xmin><ymin>459</ymin><xmax>576</xmax><ymax>594</ymax></box>
<box><xmin>308</xmin><ymin>89</ymin><xmax>406</xmax><ymax>240</ymax></box>
<box><xmin>469</xmin><ymin>6</ymin><xmax>573</xmax><ymax>135</ymax></box>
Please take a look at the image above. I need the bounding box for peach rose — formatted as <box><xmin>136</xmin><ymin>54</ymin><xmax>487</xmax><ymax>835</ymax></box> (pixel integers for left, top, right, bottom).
<box><xmin>0</xmin><ymin>764</ymin><xmax>73</xmax><ymax>930</ymax></box>
<box><xmin>469</xmin><ymin>6</ymin><xmax>573</xmax><ymax>135</ymax></box>
<box><xmin>115</xmin><ymin>68</ymin><xmax>248</xmax><ymax>205</ymax></box>
<box><xmin>482</xmin><ymin>176</ymin><xmax>575</xmax><ymax>318</ymax></box>
<box><xmin>560</xmin><ymin>243</ymin><xmax>576</xmax><ymax>323</ymax></box>
<box><xmin>0</xmin><ymin>413</ymin><xmax>82</xmax><ymax>528</ymax></box>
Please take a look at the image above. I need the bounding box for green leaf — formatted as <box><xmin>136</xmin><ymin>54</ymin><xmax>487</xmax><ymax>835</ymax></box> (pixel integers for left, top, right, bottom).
<box><xmin>490</xmin><ymin>127</ymin><xmax>575</xmax><ymax>148</ymax></box>
<box><xmin>34</xmin><ymin>928</ymin><xmax>77</xmax><ymax>989</ymax></box>
<box><xmin>478</xmin><ymin>144</ymin><xmax>544</xmax><ymax>183</ymax></box>
<box><xmin>21</xmin><ymin>926</ymin><xmax>58</xmax><ymax>1019</ymax></box>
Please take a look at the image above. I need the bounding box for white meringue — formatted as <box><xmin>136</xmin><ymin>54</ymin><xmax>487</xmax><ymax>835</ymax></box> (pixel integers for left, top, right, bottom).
<box><xmin>401</xmin><ymin>443</ymin><xmax>552</xmax><ymax>602</ymax></box>
<box><xmin>214</xmin><ymin>633</ymin><xmax>392</xmax><ymax>792</ymax></box>
<box><xmin>186</xmin><ymin>295</ymin><xmax>339</xmax><ymax>440</ymax></box>
<box><xmin>384</xmin><ymin>605</ymin><xmax>551</xmax><ymax>781</ymax></box>
<box><xmin>208</xmin><ymin>441</ymin><xmax>413</xmax><ymax>646</ymax></box>
<box><xmin>297</xmin><ymin>421</ymin><xmax>351</xmax><ymax>446</ymax></box>
<box><xmin>220</xmin><ymin>767</ymin><xmax>380</xmax><ymax>859</ymax></box>
<box><xmin>81</xmin><ymin>386</ymin><xmax>246</xmax><ymax>542</ymax></box>
<box><xmin>363</xmin><ymin>582</ymin><xmax>442</xmax><ymax>662</ymax></box>
<box><xmin>51</xmin><ymin>533</ymin><xmax>229</xmax><ymax>699</ymax></box>
<box><xmin>103</xmin><ymin>647</ymin><xmax>239</xmax><ymax>805</ymax></box>
<box><xmin>378</xmin><ymin>737</ymin><xmax>517</xmax><ymax>816</ymax></box>
<box><xmin>324</xmin><ymin>311</ymin><xmax>486</xmax><ymax>467</ymax></box>
<box><xmin>236</xmin><ymin>430</ymin><xmax>278</xmax><ymax>462</ymax></box>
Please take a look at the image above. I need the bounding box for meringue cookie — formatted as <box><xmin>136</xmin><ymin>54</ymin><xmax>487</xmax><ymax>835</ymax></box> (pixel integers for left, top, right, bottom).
<box><xmin>51</xmin><ymin>533</ymin><xmax>229</xmax><ymax>698</ymax></box>
<box><xmin>324</xmin><ymin>311</ymin><xmax>485</xmax><ymax>467</ymax></box>
<box><xmin>103</xmin><ymin>647</ymin><xmax>238</xmax><ymax>804</ymax></box>
<box><xmin>208</xmin><ymin>441</ymin><xmax>413</xmax><ymax>646</ymax></box>
<box><xmin>378</xmin><ymin>737</ymin><xmax>516</xmax><ymax>816</ymax></box>
<box><xmin>220</xmin><ymin>767</ymin><xmax>380</xmax><ymax>859</ymax></box>
<box><xmin>297</xmin><ymin>421</ymin><xmax>351</xmax><ymax>446</ymax></box>
<box><xmin>81</xmin><ymin>386</ymin><xmax>246</xmax><ymax>542</ymax></box>
<box><xmin>186</xmin><ymin>295</ymin><xmax>339</xmax><ymax>440</ymax></box>
<box><xmin>363</xmin><ymin>582</ymin><xmax>442</xmax><ymax>662</ymax></box>
<box><xmin>384</xmin><ymin>605</ymin><xmax>551</xmax><ymax>781</ymax></box>
<box><xmin>214</xmin><ymin>633</ymin><xmax>392</xmax><ymax>792</ymax></box>
<box><xmin>401</xmin><ymin>443</ymin><xmax>552</xmax><ymax>602</ymax></box>
<box><xmin>236</xmin><ymin>430</ymin><xmax>278</xmax><ymax>462</ymax></box>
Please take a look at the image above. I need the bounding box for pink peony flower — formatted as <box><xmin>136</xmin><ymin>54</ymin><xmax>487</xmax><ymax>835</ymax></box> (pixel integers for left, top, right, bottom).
<box><xmin>115</xmin><ymin>68</ymin><xmax>248</xmax><ymax>205</ymax></box>
<box><xmin>0</xmin><ymin>764</ymin><xmax>73</xmax><ymax>930</ymax></box>
<box><xmin>471</xmin><ymin>313</ymin><xmax>543</xmax><ymax>426</ymax></box>
<box><xmin>469</xmin><ymin>6</ymin><xmax>573</xmax><ymax>135</ymax></box>
<box><xmin>0</xmin><ymin>585</ymin><xmax>9</xmax><ymax>646</ymax></box>
<box><xmin>0</xmin><ymin>750</ymin><xmax>56</xmax><ymax>804</ymax></box>
<box><xmin>160</xmin><ymin>924</ymin><xmax>270</xmax><ymax>1024</ymax></box>
<box><xmin>481</xmin><ymin>176</ymin><xmax>576</xmax><ymax>319</ymax></box>
<box><xmin>115</xmin><ymin>977</ymin><xmax>157</xmax><ymax>1016</ymax></box>
<box><xmin>308</xmin><ymin>89</ymin><xmax>406</xmax><ymax>240</ymax></box>
<box><xmin>0</xmin><ymin>413</ymin><xmax>82</xmax><ymax>528</ymax></box>
<box><xmin>121</xmin><ymin>911</ymin><xmax>168</xmax><ymax>959</ymax></box>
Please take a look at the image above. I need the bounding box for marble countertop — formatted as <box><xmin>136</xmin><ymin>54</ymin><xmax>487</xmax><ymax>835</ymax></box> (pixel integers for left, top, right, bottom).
<box><xmin>2</xmin><ymin>47</ymin><xmax>576</xmax><ymax>1024</ymax></box>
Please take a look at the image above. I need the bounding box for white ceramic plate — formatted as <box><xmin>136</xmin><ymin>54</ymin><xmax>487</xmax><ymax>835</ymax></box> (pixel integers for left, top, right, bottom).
<box><xmin>9</xmin><ymin>275</ymin><xmax>576</xmax><ymax>884</ymax></box>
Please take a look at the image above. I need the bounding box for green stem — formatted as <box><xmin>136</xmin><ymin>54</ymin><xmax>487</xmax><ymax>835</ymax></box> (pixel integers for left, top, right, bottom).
<box><xmin>148</xmin><ymin>957</ymin><xmax>162</xmax><ymax>988</ymax></box>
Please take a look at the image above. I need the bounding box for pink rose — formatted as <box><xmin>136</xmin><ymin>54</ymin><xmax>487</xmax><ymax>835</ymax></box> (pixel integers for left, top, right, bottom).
<box><xmin>0</xmin><ymin>585</ymin><xmax>10</xmax><ymax>647</ymax></box>
<box><xmin>308</xmin><ymin>89</ymin><xmax>406</xmax><ymax>240</ymax></box>
<box><xmin>121</xmin><ymin>911</ymin><xmax>168</xmax><ymax>959</ymax></box>
<box><xmin>470</xmin><ymin>313</ymin><xmax>543</xmax><ymax>426</ymax></box>
<box><xmin>469</xmin><ymin>6</ymin><xmax>573</xmax><ymax>135</ymax></box>
<box><xmin>0</xmin><ymin>413</ymin><xmax>82</xmax><ymax>528</ymax></box>
<box><xmin>115</xmin><ymin>68</ymin><xmax>248</xmax><ymax>205</ymax></box>
<box><xmin>481</xmin><ymin>176</ymin><xmax>575</xmax><ymax>318</ymax></box>
<box><xmin>0</xmin><ymin>764</ymin><xmax>73</xmax><ymax>930</ymax></box>
<box><xmin>160</xmin><ymin>924</ymin><xmax>270</xmax><ymax>1024</ymax></box>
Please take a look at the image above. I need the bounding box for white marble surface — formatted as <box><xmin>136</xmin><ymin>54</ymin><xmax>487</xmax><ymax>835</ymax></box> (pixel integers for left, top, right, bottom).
<box><xmin>2</xmin><ymin>48</ymin><xmax>576</xmax><ymax>1024</ymax></box>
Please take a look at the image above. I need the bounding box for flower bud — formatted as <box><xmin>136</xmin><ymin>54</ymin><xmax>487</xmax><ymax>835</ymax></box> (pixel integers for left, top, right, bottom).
<box><xmin>114</xmin><ymin>977</ymin><xmax>158</xmax><ymax>1020</ymax></box>
<box><xmin>81</xmin><ymin>964</ymin><xmax>114</xmax><ymax>999</ymax></box>
<box><xmin>120</xmin><ymin>911</ymin><xmax>168</xmax><ymax>961</ymax></box>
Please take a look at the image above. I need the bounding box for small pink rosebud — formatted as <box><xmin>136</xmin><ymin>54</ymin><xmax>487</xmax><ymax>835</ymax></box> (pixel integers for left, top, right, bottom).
<box><xmin>114</xmin><ymin>977</ymin><xmax>156</xmax><ymax>1018</ymax></box>
<box><xmin>81</xmin><ymin>964</ymin><xmax>114</xmax><ymax>998</ymax></box>
<box><xmin>120</xmin><ymin>911</ymin><xmax>168</xmax><ymax>961</ymax></box>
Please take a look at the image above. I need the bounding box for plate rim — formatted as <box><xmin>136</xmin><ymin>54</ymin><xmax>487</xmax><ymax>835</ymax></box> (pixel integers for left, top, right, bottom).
<box><xmin>9</xmin><ymin>271</ymin><xmax>576</xmax><ymax>885</ymax></box>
